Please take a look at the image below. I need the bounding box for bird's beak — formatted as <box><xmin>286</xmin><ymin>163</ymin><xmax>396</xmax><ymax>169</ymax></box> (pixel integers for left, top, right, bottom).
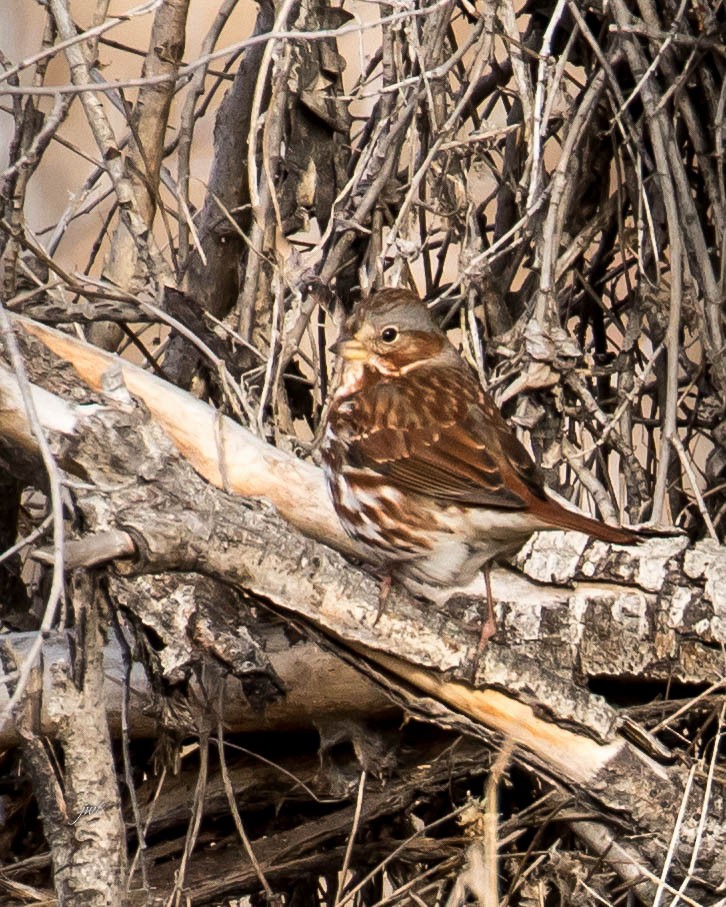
<box><xmin>329</xmin><ymin>333</ymin><xmax>368</xmax><ymax>360</ymax></box>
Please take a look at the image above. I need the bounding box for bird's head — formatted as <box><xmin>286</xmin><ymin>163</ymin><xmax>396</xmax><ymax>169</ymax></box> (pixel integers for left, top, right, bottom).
<box><xmin>331</xmin><ymin>288</ymin><xmax>451</xmax><ymax>376</ymax></box>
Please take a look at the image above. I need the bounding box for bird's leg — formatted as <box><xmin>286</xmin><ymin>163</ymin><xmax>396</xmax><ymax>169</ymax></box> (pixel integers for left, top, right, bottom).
<box><xmin>482</xmin><ymin>564</ymin><xmax>497</xmax><ymax>640</ymax></box>
<box><xmin>471</xmin><ymin>565</ymin><xmax>497</xmax><ymax>678</ymax></box>
<box><xmin>373</xmin><ymin>573</ymin><xmax>392</xmax><ymax>625</ymax></box>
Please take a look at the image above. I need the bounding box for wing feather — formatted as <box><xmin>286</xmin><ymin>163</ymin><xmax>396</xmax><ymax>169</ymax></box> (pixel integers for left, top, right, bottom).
<box><xmin>345</xmin><ymin>366</ymin><xmax>547</xmax><ymax>510</ymax></box>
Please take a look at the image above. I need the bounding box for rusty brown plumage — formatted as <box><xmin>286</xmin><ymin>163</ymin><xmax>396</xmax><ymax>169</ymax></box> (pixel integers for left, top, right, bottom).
<box><xmin>322</xmin><ymin>288</ymin><xmax>636</xmax><ymax>640</ymax></box>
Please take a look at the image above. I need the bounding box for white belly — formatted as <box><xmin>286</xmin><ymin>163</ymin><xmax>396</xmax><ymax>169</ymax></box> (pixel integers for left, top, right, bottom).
<box><xmin>323</xmin><ymin>430</ymin><xmax>540</xmax><ymax>587</ymax></box>
<box><xmin>397</xmin><ymin>508</ymin><xmax>535</xmax><ymax>586</ymax></box>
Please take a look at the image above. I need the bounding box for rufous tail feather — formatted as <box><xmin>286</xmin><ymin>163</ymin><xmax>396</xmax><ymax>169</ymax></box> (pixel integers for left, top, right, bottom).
<box><xmin>540</xmin><ymin>501</ymin><xmax>638</xmax><ymax>545</ymax></box>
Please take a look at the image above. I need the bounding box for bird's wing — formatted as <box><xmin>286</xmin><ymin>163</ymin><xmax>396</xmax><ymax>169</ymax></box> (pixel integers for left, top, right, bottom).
<box><xmin>346</xmin><ymin>369</ymin><xmax>547</xmax><ymax>510</ymax></box>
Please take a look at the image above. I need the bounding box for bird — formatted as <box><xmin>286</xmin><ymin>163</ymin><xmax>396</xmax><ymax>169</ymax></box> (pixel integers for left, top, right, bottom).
<box><xmin>321</xmin><ymin>287</ymin><xmax>637</xmax><ymax>645</ymax></box>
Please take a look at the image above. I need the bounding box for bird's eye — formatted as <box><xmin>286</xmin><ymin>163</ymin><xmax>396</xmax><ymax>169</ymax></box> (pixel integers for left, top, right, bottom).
<box><xmin>381</xmin><ymin>326</ymin><xmax>398</xmax><ymax>343</ymax></box>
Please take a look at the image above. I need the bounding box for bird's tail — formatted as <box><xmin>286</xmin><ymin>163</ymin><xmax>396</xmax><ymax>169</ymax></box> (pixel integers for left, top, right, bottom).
<box><xmin>539</xmin><ymin>502</ymin><xmax>639</xmax><ymax>545</ymax></box>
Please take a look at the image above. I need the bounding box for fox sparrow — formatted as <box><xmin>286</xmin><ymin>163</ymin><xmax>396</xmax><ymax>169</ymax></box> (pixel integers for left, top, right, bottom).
<box><xmin>322</xmin><ymin>287</ymin><xmax>636</xmax><ymax>637</ymax></box>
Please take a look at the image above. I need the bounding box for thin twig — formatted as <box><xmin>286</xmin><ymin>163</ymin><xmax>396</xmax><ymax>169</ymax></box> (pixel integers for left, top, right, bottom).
<box><xmin>652</xmin><ymin>762</ymin><xmax>697</xmax><ymax>907</ymax></box>
<box><xmin>0</xmin><ymin>301</ymin><xmax>65</xmax><ymax>730</ymax></box>
<box><xmin>164</xmin><ymin>733</ymin><xmax>209</xmax><ymax>907</ymax></box>
<box><xmin>215</xmin><ymin>718</ymin><xmax>273</xmax><ymax>899</ymax></box>
<box><xmin>335</xmin><ymin>771</ymin><xmax>367</xmax><ymax>906</ymax></box>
